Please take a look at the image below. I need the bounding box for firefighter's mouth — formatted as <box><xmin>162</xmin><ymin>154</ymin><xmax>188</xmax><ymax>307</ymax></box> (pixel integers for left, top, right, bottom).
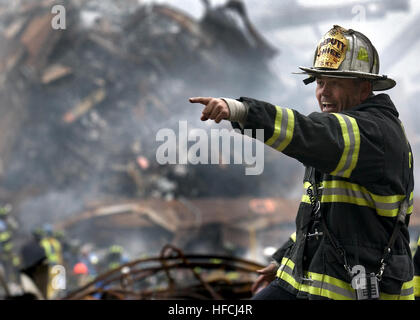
<box><xmin>322</xmin><ymin>102</ymin><xmax>337</xmax><ymax>112</ymax></box>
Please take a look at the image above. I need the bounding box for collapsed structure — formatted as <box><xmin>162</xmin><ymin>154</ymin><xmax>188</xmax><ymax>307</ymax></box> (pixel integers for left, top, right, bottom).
<box><xmin>0</xmin><ymin>0</ymin><xmax>294</xmax><ymax>299</ymax></box>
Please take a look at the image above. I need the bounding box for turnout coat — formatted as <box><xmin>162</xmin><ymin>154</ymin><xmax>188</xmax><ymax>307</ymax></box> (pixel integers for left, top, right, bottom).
<box><xmin>232</xmin><ymin>94</ymin><xmax>414</xmax><ymax>300</ymax></box>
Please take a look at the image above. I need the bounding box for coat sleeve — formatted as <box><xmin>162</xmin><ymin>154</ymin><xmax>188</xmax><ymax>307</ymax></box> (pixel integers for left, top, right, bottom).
<box><xmin>231</xmin><ymin>97</ymin><xmax>385</xmax><ymax>182</ymax></box>
<box><xmin>271</xmin><ymin>232</ymin><xmax>296</xmax><ymax>263</ymax></box>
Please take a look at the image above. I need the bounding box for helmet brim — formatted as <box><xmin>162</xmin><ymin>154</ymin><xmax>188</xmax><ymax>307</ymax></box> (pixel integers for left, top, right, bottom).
<box><xmin>297</xmin><ymin>66</ymin><xmax>396</xmax><ymax>91</ymax></box>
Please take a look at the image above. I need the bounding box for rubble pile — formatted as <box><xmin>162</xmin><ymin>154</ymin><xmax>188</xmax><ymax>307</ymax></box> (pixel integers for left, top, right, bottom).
<box><xmin>0</xmin><ymin>0</ymin><xmax>300</xmax><ymax>299</ymax></box>
<box><xmin>0</xmin><ymin>0</ymin><xmax>291</xmax><ymax>205</ymax></box>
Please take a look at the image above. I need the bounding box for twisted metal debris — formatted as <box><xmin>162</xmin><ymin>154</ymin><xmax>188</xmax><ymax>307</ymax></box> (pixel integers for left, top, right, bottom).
<box><xmin>64</xmin><ymin>244</ymin><xmax>264</xmax><ymax>300</ymax></box>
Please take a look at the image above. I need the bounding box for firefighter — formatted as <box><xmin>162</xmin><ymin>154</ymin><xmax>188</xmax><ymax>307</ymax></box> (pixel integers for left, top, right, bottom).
<box><xmin>0</xmin><ymin>204</ymin><xmax>20</xmax><ymax>283</ymax></box>
<box><xmin>19</xmin><ymin>233</ymin><xmax>49</xmax><ymax>299</ymax></box>
<box><xmin>190</xmin><ymin>25</ymin><xmax>414</xmax><ymax>300</ymax></box>
<box><xmin>39</xmin><ymin>224</ymin><xmax>63</xmax><ymax>266</ymax></box>
<box><xmin>102</xmin><ymin>245</ymin><xmax>129</xmax><ymax>272</ymax></box>
<box><xmin>39</xmin><ymin>224</ymin><xmax>64</xmax><ymax>299</ymax></box>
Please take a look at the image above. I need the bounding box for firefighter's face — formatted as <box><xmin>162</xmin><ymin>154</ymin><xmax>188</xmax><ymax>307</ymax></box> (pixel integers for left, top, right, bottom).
<box><xmin>316</xmin><ymin>76</ymin><xmax>371</xmax><ymax>113</ymax></box>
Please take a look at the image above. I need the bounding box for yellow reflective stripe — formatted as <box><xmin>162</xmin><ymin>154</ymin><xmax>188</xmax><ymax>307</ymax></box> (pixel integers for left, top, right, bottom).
<box><xmin>12</xmin><ymin>255</ymin><xmax>20</xmax><ymax>266</ymax></box>
<box><xmin>41</xmin><ymin>238</ymin><xmax>61</xmax><ymax>264</ymax></box>
<box><xmin>0</xmin><ymin>231</ymin><xmax>11</xmax><ymax>242</ymax></box>
<box><xmin>409</xmin><ymin>191</ymin><xmax>414</xmax><ymax>215</ymax></box>
<box><xmin>109</xmin><ymin>262</ymin><xmax>120</xmax><ymax>270</ymax></box>
<box><xmin>346</xmin><ymin>116</ymin><xmax>360</xmax><ymax>176</ymax></box>
<box><xmin>277</xmin><ymin>256</ymin><xmax>414</xmax><ymax>300</ymax></box>
<box><xmin>308</xmin><ymin>272</ymin><xmax>353</xmax><ymax>292</ymax></box>
<box><xmin>302</xmin><ymin>181</ymin><xmax>411</xmax><ymax>218</ymax></box>
<box><xmin>265</xmin><ymin>106</ymin><xmax>295</xmax><ymax>152</ymax></box>
<box><xmin>210</xmin><ymin>258</ymin><xmax>222</xmax><ymax>264</ymax></box>
<box><xmin>276</xmin><ymin>108</ymin><xmax>295</xmax><ymax>152</ymax></box>
<box><xmin>281</xmin><ymin>256</ymin><xmax>295</xmax><ymax>270</ymax></box>
<box><xmin>409</xmin><ymin>152</ymin><xmax>412</xmax><ymax>169</ymax></box>
<box><xmin>301</xmin><ymin>194</ymin><xmax>406</xmax><ymax>217</ymax></box>
<box><xmin>40</xmin><ymin>239</ymin><xmax>51</xmax><ymax>256</ymax></box>
<box><xmin>417</xmin><ymin>236</ymin><xmax>420</xmax><ymax>246</ymax></box>
<box><xmin>414</xmin><ymin>276</ymin><xmax>420</xmax><ymax>297</ymax></box>
<box><xmin>302</xmin><ymin>270</ymin><xmax>356</xmax><ymax>300</ymax></box>
<box><xmin>290</xmin><ymin>232</ymin><xmax>296</xmax><ymax>242</ymax></box>
<box><xmin>305</xmin><ymin>272</ymin><xmax>354</xmax><ymax>300</ymax></box>
<box><xmin>265</xmin><ymin>106</ymin><xmax>283</xmax><ymax>146</ymax></box>
<box><xmin>278</xmin><ymin>272</ymin><xmax>353</xmax><ymax>300</ymax></box>
<box><xmin>330</xmin><ymin>114</ymin><xmax>360</xmax><ymax>178</ymax></box>
<box><xmin>276</xmin><ymin>257</ymin><xmax>295</xmax><ymax>278</ymax></box>
<box><xmin>380</xmin><ymin>280</ymin><xmax>415</xmax><ymax>300</ymax></box>
<box><xmin>330</xmin><ymin>114</ymin><xmax>350</xmax><ymax>176</ymax></box>
<box><xmin>380</xmin><ymin>293</ymin><xmax>414</xmax><ymax>300</ymax></box>
<box><xmin>276</xmin><ymin>258</ymin><xmax>355</xmax><ymax>300</ymax></box>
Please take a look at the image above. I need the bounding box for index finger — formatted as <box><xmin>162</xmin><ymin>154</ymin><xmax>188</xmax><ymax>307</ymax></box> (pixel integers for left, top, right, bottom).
<box><xmin>189</xmin><ymin>97</ymin><xmax>212</xmax><ymax>105</ymax></box>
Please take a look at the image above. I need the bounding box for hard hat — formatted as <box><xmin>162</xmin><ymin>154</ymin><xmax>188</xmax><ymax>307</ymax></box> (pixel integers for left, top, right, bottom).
<box><xmin>32</xmin><ymin>227</ymin><xmax>45</xmax><ymax>240</ymax></box>
<box><xmin>73</xmin><ymin>262</ymin><xmax>89</xmax><ymax>275</ymax></box>
<box><xmin>297</xmin><ymin>25</ymin><xmax>395</xmax><ymax>91</ymax></box>
<box><xmin>108</xmin><ymin>245</ymin><xmax>123</xmax><ymax>254</ymax></box>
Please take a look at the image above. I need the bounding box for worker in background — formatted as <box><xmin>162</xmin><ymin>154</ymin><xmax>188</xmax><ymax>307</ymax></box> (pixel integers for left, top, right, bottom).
<box><xmin>54</xmin><ymin>229</ymin><xmax>79</xmax><ymax>274</ymax></box>
<box><xmin>70</xmin><ymin>243</ymin><xmax>99</xmax><ymax>289</ymax></box>
<box><xmin>0</xmin><ymin>204</ymin><xmax>20</xmax><ymax>284</ymax></box>
<box><xmin>39</xmin><ymin>224</ymin><xmax>64</xmax><ymax>299</ymax></box>
<box><xmin>18</xmin><ymin>232</ymin><xmax>50</xmax><ymax>299</ymax></box>
<box><xmin>190</xmin><ymin>25</ymin><xmax>414</xmax><ymax>300</ymax></box>
<box><xmin>72</xmin><ymin>261</ymin><xmax>91</xmax><ymax>289</ymax></box>
<box><xmin>102</xmin><ymin>245</ymin><xmax>129</xmax><ymax>272</ymax></box>
<box><xmin>40</xmin><ymin>224</ymin><xmax>63</xmax><ymax>266</ymax></box>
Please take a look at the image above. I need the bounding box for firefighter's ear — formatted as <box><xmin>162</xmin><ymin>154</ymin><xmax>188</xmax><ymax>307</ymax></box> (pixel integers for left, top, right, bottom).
<box><xmin>360</xmin><ymin>80</ymin><xmax>373</xmax><ymax>102</ymax></box>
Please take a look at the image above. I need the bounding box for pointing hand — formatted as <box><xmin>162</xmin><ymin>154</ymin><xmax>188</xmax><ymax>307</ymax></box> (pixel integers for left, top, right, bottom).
<box><xmin>189</xmin><ymin>97</ymin><xmax>230</xmax><ymax>123</ymax></box>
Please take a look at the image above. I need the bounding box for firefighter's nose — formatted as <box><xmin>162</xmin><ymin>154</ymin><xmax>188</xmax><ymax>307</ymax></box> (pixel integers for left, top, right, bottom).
<box><xmin>319</xmin><ymin>84</ymin><xmax>331</xmax><ymax>97</ymax></box>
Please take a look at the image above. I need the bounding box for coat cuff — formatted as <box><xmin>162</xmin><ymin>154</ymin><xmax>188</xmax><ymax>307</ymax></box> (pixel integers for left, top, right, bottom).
<box><xmin>220</xmin><ymin>97</ymin><xmax>248</xmax><ymax>124</ymax></box>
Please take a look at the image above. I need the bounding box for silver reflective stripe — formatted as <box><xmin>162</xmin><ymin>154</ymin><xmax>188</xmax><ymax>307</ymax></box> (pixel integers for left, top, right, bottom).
<box><xmin>408</xmin><ymin>196</ymin><xmax>414</xmax><ymax>207</ymax></box>
<box><xmin>277</xmin><ymin>263</ymin><xmax>293</xmax><ymax>276</ymax></box>
<box><xmin>278</xmin><ymin>260</ymin><xmax>356</xmax><ymax>300</ymax></box>
<box><xmin>321</xmin><ymin>187</ymin><xmax>401</xmax><ymax>211</ymax></box>
<box><xmin>400</xmin><ymin>286</ymin><xmax>414</xmax><ymax>296</ymax></box>
<box><xmin>309</xmin><ymin>277</ymin><xmax>356</xmax><ymax>300</ymax></box>
<box><xmin>271</xmin><ymin>108</ymin><xmax>289</xmax><ymax>150</ymax></box>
